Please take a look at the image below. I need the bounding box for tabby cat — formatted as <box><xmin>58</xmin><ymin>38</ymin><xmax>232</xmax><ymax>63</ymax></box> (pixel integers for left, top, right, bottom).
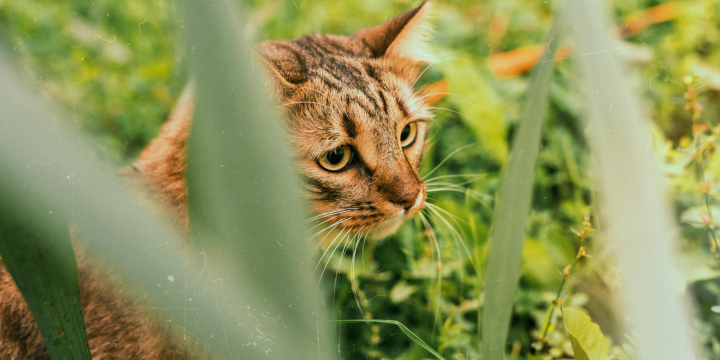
<box><xmin>0</xmin><ymin>2</ymin><xmax>444</xmax><ymax>358</ymax></box>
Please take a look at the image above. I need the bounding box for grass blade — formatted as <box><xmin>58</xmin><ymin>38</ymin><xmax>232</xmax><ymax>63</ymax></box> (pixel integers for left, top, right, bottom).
<box><xmin>481</xmin><ymin>14</ymin><xmax>564</xmax><ymax>360</ymax></box>
<box><xmin>183</xmin><ymin>0</ymin><xmax>332</xmax><ymax>358</ymax></box>
<box><xmin>335</xmin><ymin>319</ymin><xmax>446</xmax><ymax>360</ymax></box>
<box><xmin>566</xmin><ymin>0</ymin><xmax>701</xmax><ymax>358</ymax></box>
<box><xmin>0</xmin><ymin>2</ymin><xmax>331</xmax><ymax>358</ymax></box>
<box><xmin>0</xmin><ymin>197</ymin><xmax>91</xmax><ymax>359</ymax></box>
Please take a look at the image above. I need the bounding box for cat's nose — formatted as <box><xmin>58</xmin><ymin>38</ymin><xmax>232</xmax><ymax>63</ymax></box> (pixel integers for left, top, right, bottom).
<box><xmin>396</xmin><ymin>190</ymin><xmax>420</xmax><ymax>210</ymax></box>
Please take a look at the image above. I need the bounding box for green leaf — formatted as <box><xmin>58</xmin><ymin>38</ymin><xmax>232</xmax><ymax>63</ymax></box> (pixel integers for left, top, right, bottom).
<box><xmin>0</xmin><ymin>2</ymin><xmax>332</xmax><ymax>358</ymax></box>
<box><xmin>439</xmin><ymin>59</ymin><xmax>506</xmax><ymax>163</ymax></box>
<box><xmin>0</xmin><ymin>199</ymin><xmax>91</xmax><ymax>360</ymax></box>
<box><xmin>481</xmin><ymin>14</ymin><xmax>565</xmax><ymax>360</ymax></box>
<box><xmin>335</xmin><ymin>319</ymin><xmax>446</xmax><ymax>360</ymax></box>
<box><xmin>561</xmin><ymin>307</ymin><xmax>609</xmax><ymax>360</ymax></box>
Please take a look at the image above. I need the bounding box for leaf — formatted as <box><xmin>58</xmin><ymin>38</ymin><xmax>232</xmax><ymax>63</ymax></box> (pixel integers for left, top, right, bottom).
<box><xmin>0</xmin><ymin>198</ymin><xmax>91</xmax><ymax>360</ymax></box>
<box><xmin>390</xmin><ymin>280</ymin><xmax>417</xmax><ymax>303</ymax></box>
<box><xmin>439</xmin><ymin>59</ymin><xmax>507</xmax><ymax>163</ymax></box>
<box><xmin>680</xmin><ymin>206</ymin><xmax>720</xmax><ymax>228</ymax></box>
<box><xmin>481</xmin><ymin>14</ymin><xmax>564</xmax><ymax>360</ymax></box>
<box><xmin>0</xmin><ymin>1</ymin><xmax>333</xmax><ymax>358</ymax></box>
<box><xmin>561</xmin><ymin>307</ymin><xmax>609</xmax><ymax>360</ymax></box>
<box><xmin>335</xmin><ymin>319</ymin><xmax>446</xmax><ymax>360</ymax></box>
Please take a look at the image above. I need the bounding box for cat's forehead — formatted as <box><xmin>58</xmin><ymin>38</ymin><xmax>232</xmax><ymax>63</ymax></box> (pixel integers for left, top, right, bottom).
<box><xmin>261</xmin><ymin>33</ymin><xmax>432</xmax><ymax>159</ymax></box>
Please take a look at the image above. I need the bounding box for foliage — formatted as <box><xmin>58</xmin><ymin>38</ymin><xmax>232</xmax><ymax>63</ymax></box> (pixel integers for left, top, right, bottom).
<box><xmin>1</xmin><ymin>0</ymin><xmax>720</xmax><ymax>359</ymax></box>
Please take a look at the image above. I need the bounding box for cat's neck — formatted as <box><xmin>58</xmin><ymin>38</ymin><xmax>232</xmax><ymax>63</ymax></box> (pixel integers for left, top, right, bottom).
<box><xmin>126</xmin><ymin>83</ymin><xmax>195</xmax><ymax>227</ymax></box>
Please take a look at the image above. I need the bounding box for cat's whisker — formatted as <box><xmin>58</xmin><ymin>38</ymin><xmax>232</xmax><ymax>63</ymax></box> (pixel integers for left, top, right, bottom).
<box><xmin>318</xmin><ymin>228</ymin><xmax>352</xmax><ymax>285</ymax></box>
<box><xmin>418</xmin><ymin>211</ymin><xmax>443</xmax><ymax>332</ymax></box>
<box><xmin>310</xmin><ymin>218</ymin><xmax>350</xmax><ymax>254</ymax></box>
<box><xmin>305</xmin><ymin>207</ymin><xmax>356</xmax><ymax>224</ymax></box>
<box><xmin>424</xmin><ymin>201</ymin><xmax>467</xmax><ymax>225</ymax></box>
<box><xmin>417</xmin><ymin>92</ymin><xmax>471</xmax><ymax>104</ymax></box>
<box><xmin>427</xmin><ymin>106</ymin><xmax>464</xmax><ymax>117</ymax></box>
<box><xmin>424</xmin><ymin>202</ymin><xmax>481</xmax><ymax>281</ymax></box>
<box><xmin>314</xmin><ymin>227</ymin><xmax>348</xmax><ymax>275</ymax></box>
<box><xmin>347</xmin><ymin>226</ymin><xmax>366</xmax><ymax>317</ymax></box>
<box><xmin>424</xmin><ymin>173</ymin><xmax>487</xmax><ymax>184</ymax></box>
<box><xmin>333</xmin><ymin>228</ymin><xmax>356</xmax><ymax>299</ymax></box>
<box><xmin>279</xmin><ymin>101</ymin><xmax>343</xmax><ymax>120</ymax></box>
<box><xmin>305</xmin><ymin>213</ymin><xmax>347</xmax><ymax>236</ymax></box>
<box><xmin>422</xmin><ymin>143</ymin><xmax>477</xmax><ymax>180</ymax></box>
<box><xmin>426</xmin><ymin>178</ymin><xmax>483</xmax><ymax>188</ymax></box>
<box><xmin>425</xmin><ymin>185</ymin><xmax>492</xmax><ymax>201</ymax></box>
<box><xmin>410</xmin><ymin>55</ymin><xmax>454</xmax><ymax>90</ymax></box>
<box><xmin>425</xmin><ymin>188</ymin><xmax>492</xmax><ymax>208</ymax></box>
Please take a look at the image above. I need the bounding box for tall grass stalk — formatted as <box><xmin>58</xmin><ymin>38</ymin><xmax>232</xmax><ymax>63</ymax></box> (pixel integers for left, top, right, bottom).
<box><xmin>567</xmin><ymin>0</ymin><xmax>700</xmax><ymax>358</ymax></box>
<box><xmin>0</xmin><ymin>0</ymin><xmax>331</xmax><ymax>358</ymax></box>
<box><xmin>481</xmin><ymin>13</ymin><xmax>564</xmax><ymax>360</ymax></box>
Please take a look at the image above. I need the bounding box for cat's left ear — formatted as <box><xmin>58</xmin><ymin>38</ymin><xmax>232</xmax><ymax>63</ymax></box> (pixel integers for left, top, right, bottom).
<box><xmin>353</xmin><ymin>1</ymin><xmax>434</xmax><ymax>63</ymax></box>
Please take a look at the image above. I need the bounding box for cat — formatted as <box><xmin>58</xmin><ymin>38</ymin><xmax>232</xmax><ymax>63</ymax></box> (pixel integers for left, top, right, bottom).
<box><xmin>0</xmin><ymin>2</ymin><xmax>445</xmax><ymax>358</ymax></box>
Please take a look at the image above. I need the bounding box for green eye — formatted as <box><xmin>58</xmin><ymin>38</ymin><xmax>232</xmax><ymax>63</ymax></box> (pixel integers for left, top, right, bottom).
<box><xmin>399</xmin><ymin>122</ymin><xmax>417</xmax><ymax>148</ymax></box>
<box><xmin>318</xmin><ymin>145</ymin><xmax>353</xmax><ymax>171</ymax></box>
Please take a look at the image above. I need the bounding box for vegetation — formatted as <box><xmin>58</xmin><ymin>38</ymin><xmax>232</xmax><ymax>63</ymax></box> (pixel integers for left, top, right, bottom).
<box><xmin>1</xmin><ymin>0</ymin><xmax>719</xmax><ymax>359</ymax></box>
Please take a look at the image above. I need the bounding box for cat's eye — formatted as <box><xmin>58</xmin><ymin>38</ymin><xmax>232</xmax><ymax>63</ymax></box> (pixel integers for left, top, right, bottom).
<box><xmin>318</xmin><ymin>145</ymin><xmax>353</xmax><ymax>171</ymax></box>
<box><xmin>399</xmin><ymin>122</ymin><xmax>418</xmax><ymax>148</ymax></box>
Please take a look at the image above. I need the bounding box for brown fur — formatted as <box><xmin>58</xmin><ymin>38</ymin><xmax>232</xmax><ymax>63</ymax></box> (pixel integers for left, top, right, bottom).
<box><xmin>0</xmin><ymin>2</ymin><xmax>445</xmax><ymax>358</ymax></box>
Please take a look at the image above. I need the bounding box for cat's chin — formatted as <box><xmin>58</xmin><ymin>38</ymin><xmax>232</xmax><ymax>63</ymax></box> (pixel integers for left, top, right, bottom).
<box><xmin>367</xmin><ymin>211</ymin><xmax>407</xmax><ymax>240</ymax></box>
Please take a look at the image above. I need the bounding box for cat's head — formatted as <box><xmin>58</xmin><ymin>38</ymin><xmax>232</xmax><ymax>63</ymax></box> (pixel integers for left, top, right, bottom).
<box><xmin>257</xmin><ymin>2</ymin><xmax>441</xmax><ymax>239</ymax></box>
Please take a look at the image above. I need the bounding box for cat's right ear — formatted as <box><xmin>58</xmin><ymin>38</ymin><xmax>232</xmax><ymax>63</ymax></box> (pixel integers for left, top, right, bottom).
<box><xmin>352</xmin><ymin>1</ymin><xmax>434</xmax><ymax>63</ymax></box>
<box><xmin>255</xmin><ymin>41</ymin><xmax>309</xmax><ymax>97</ymax></box>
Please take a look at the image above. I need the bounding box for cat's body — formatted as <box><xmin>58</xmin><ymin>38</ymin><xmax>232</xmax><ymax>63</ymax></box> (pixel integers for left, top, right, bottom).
<box><xmin>0</xmin><ymin>2</ymin><xmax>442</xmax><ymax>358</ymax></box>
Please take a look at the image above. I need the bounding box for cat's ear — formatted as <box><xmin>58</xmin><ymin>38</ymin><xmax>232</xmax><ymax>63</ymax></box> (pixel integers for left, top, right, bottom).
<box><xmin>255</xmin><ymin>41</ymin><xmax>309</xmax><ymax>97</ymax></box>
<box><xmin>353</xmin><ymin>1</ymin><xmax>434</xmax><ymax>63</ymax></box>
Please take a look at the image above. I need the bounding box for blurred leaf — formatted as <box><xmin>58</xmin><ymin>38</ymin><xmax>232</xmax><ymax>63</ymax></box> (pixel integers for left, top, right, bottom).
<box><xmin>0</xmin><ymin>198</ymin><xmax>91</xmax><ymax>359</ymax></box>
<box><xmin>561</xmin><ymin>307</ymin><xmax>609</xmax><ymax>360</ymax></box>
<box><xmin>183</xmin><ymin>0</ymin><xmax>332</xmax><ymax>358</ymax></box>
<box><xmin>0</xmin><ymin>1</ymin><xmax>332</xmax><ymax>359</ymax></box>
<box><xmin>680</xmin><ymin>205</ymin><xmax>720</xmax><ymax>228</ymax></box>
<box><xmin>390</xmin><ymin>280</ymin><xmax>417</xmax><ymax>303</ymax></box>
<box><xmin>439</xmin><ymin>59</ymin><xmax>506</xmax><ymax>163</ymax></box>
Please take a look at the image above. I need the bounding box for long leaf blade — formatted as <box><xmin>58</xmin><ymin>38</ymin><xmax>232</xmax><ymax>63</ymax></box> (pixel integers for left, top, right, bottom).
<box><xmin>481</xmin><ymin>15</ymin><xmax>564</xmax><ymax>360</ymax></box>
<box><xmin>0</xmin><ymin>199</ymin><xmax>91</xmax><ymax>360</ymax></box>
<box><xmin>567</xmin><ymin>0</ymin><xmax>701</xmax><ymax>358</ymax></box>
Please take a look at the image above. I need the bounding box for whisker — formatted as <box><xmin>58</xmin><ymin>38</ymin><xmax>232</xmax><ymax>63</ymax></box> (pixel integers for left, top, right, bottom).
<box><xmin>313</xmin><ymin>225</ymin><xmax>348</xmax><ymax>271</ymax></box>
<box><xmin>418</xmin><ymin>92</ymin><xmax>471</xmax><ymax>104</ymax></box>
<box><xmin>424</xmin><ymin>201</ymin><xmax>467</xmax><ymax>225</ymax></box>
<box><xmin>425</xmin><ymin>202</ymin><xmax>482</xmax><ymax>283</ymax></box>
<box><xmin>350</xmin><ymin>227</ymin><xmax>366</xmax><ymax>317</ymax></box>
<box><xmin>333</xmin><ymin>229</ymin><xmax>356</xmax><ymax>299</ymax></box>
<box><xmin>424</xmin><ymin>173</ymin><xmax>487</xmax><ymax>184</ymax></box>
<box><xmin>418</xmin><ymin>211</ymin><xmax>443</xmax><ymax>334</ymax></box>
<box><xmin>427</xmin><ymin>106</ymin><xmax>464</xmax><ymax>117</ymax></box>
<box><xmin>318</xmin><ymin>228</ymin><xmax>352</xmax><ymax>285</ymax></box>
<box><xmin>426</xmin><ymin>188</ymin><xmax>492</xmax><ymax>208</ymax></box>
<box><xmin>308</xmin><ymin>218</ymin><xmax>350</xmax><ymax>247</ymax></box>
<box><xmin>426</xmin><ymin>178</ymin><xmax>484</xmax><ymax>188</ymax></box>
<box><xmin>305</xmin><ymin>208</ymin><xmax>356</xmax><ymax>224</ymax></box>
<box><xmin>279</xmin><ymin>101</ymin><xmax>342</xmax><ymax>120</ymax></box>
<box><xmin>422</xmin><ymin>143</ymin><xmax>478</xmax><ymax>180</ymax></box>
<box><xmin>410</xmin><ymin>56</ymin><xmax>454</xmax><ymax>90</ymax></box>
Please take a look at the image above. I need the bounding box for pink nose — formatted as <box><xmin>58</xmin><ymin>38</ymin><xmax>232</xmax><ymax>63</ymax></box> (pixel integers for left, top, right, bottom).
<box><xmin>396</xmin><ymin>190</ymin><xmax>419</xmax><ymax>210</ymax></box>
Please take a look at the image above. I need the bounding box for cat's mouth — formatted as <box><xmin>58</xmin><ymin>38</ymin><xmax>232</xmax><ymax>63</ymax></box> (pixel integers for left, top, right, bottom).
<box><xmin>367</xmin><ymin>188</ymin><xmax>426</xmax><ymax>239</ymax></box>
